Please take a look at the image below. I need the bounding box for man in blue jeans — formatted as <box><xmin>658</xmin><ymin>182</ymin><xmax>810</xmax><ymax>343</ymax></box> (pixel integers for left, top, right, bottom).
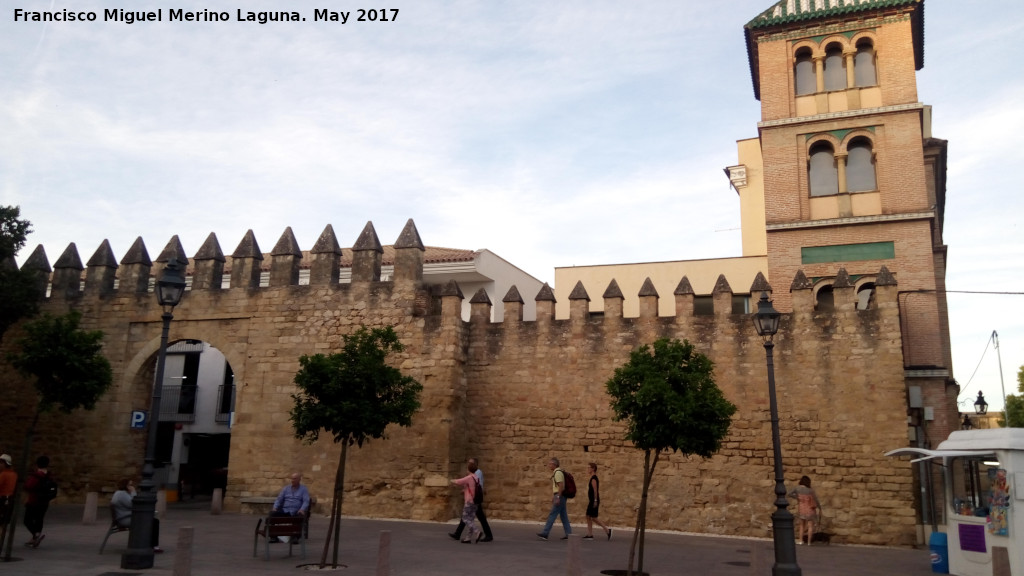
<box><xmin>537</xmin><ymin>457</ymin><xmax>571</xmax><ymax>540</ymax></box>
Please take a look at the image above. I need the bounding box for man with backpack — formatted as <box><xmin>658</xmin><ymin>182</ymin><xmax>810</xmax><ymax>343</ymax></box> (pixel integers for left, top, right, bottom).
<box><xmin>23</xmin><ymin>455</ymin><xmax>56</xmax><ymax>548</ymax></box>
<box><xmin>537</xmin><ymin>457</ymin><xmax>572</xmax><ymax>540</ymax></box>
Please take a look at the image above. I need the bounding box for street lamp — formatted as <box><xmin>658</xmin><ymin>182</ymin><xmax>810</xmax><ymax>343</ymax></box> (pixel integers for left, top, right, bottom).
<box><xmin>961</xmin><ymin>414</ymin><xmax>974</xmax><ymax>430</ymax></box>
<box><xmin>752</xmin><ymin>293</ymin><xmax>801</xmax><ymax>576</ymax></box>
<box><xmin>122</xmin><ymin>258</ymin><xmax>186</xmax><ymax>570</ymax></box>
<box><xmin>974</xmin><ymin>391</ymin><xmax>988</xmax><ymax>416</ymax></box>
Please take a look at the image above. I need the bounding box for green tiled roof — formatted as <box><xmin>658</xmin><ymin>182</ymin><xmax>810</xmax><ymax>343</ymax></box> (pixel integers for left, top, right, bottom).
<box><xmin>743</xmin><ymin>0</ymin><xmax>924</xmax><ymax>100</ymax></box>
<box><xmin>747</xmin><ymin>0</ymin><xmax>919</xmax><ymax>29</ymax></box>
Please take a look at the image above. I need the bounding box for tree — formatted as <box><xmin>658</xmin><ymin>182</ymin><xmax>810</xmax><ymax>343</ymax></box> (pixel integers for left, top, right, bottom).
<box><xmin>0</xmin><ymin>206</ymin><xmax>41</xmax><ymax>342</ymax></box>
<box><xmin>605</xmin><ymin>338</ymin><xmax>736</xmax><ymax>576</ymax></box>
<box><xmin>2</xmin><ymin>310</ymin><xmax>113</xmax><ymax>560</ymax></box>
<box><xmin>1001</xmin><ymin>365</ymin><xmax>1024</xmax><ymax>428</ymax></box>
<box><xmin>290</xmin><ymin>325</ymin><xmax>423</xmax><ymax>569</ymax></box>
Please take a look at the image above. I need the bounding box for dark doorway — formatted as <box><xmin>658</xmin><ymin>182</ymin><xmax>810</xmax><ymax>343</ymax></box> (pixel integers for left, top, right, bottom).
<box><xmin>178</xmin><ymin>433</ymin><xmax>231</xmax><ymax>498</ymax></box>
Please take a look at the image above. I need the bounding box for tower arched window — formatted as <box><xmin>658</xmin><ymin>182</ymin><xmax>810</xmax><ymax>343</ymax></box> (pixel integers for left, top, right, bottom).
<box><xmin>856</xmin><ymin>283</ymin><xmax>876</xmax><ymax>310</ymax></box>
<box><xmin>816</xmin><ymin>285</ymin><xmax>835</xmax><ymax>312</ymax></box>
<box><xmin>824</xmin><ymin>44</ymin><xmax>846</xmax><ymax>91</ymax></box>
<box><xmin>795</xmin><ymin>48</ymin><xmax>815</xmax><ymax>95</ymax></box>
<box><xmin>846</xmin><ymin>138</ymin><xmax>877</xmax><ymax>192</ymax></box>
<box><xmin>854</xmin><ymin>40</ymin><xmax>877</xmax><ymax>87</ymax></box>
<box><xmin>809</xmin><ymin>142</ymin><xmax>839</xmax><ymax>197</ymax></box>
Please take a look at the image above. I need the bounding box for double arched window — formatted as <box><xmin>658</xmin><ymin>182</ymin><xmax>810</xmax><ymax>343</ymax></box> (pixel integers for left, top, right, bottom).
<box><xmin>808</xmin><ymin>135</ymin><xmax>877</xmax><ymax>197</ymax></box>
<box><xmin>793</xmin><ymin>37</ymin><xmax>877</xmax><ymax>95</ymax></box>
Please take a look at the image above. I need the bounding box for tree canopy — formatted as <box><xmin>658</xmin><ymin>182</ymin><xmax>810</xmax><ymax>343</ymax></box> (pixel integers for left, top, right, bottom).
<box><xmin>607</xmin><ymin>337</ymin><xmax>736</xmax><ymax>456</ymax></box>
<box><xmin>0</xmin><ymin>206</ymin><xmax>41</xmax><ymax>341</ymax></box>
<box><xmin>291</xmin><ymin>325</ymin><xmax>423</xmax><ymax>447</ymax></box>
<box><xmin>9</xmin><ymin>310</ymin><xmax>113</xmax><ymax>414</ymax></box>
<box><xmin>1001</xmin><ymin>365</ymin><xmax>1024</xmax><ymax>428</ymax></box>
<box><xmin>606</xmin><ymin>337</ymin><xmax>736</xmax><ymax>575</ymax></box>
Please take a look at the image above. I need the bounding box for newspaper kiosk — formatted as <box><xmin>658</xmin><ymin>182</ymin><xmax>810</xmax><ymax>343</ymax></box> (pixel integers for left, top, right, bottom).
<box><xmin>887</xmin><ymin>428</ymin><xmax>1024</xmax><ymax>576</ymax></box>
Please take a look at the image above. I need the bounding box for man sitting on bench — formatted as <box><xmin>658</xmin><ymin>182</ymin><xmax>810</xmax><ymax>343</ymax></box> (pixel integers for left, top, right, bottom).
<box><xmin>271</xmin><ymin>472</ymin><xmax>310</xmax><ymax>542</ymax></box>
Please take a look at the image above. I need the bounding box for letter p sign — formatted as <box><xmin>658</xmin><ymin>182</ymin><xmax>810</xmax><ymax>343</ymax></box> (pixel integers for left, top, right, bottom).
<box><xmin>130</xmin><ymin>410</ymin><xmax>147</xmax><ymax>429</ymax></box>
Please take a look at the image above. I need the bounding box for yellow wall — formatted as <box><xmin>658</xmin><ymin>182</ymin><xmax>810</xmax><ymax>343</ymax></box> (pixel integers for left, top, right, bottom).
<box><xmin>554</xmin><ymin>255</ymin><xmax>767</xmax><ymax>319</ymax></box>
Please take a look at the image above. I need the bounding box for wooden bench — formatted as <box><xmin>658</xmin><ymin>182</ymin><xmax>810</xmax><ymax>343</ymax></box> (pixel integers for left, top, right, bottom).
<box><xmin>253</xmin><ymin>516</ymin><xmax>306</xmax><ymax>560</ymax></box>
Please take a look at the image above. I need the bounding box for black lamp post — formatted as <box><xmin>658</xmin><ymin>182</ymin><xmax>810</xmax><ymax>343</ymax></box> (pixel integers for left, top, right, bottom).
<box><xmin>961</xmin><ymin>413</ymin><xmax>974</xmax><ymax>430</ymax></box>
<box><xmin>752</xmin><ymin>293</ymin><xmax>801</xmax><ymax>576</ymax></box>
<box><xmin>974</xmin><ymin>391</ymin><xmax>988</xmax><ymax>416</ymax></box>
<box><xmin>122</xmin><ymin>258</ymin><xmax>186</xmax><ymax>569</ymax></box>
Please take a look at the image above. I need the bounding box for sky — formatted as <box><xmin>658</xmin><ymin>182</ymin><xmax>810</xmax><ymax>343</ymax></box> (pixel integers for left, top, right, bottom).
<box><xmin>2</xmin><ymin>1</ymin><xmax>1022</xmax><ymax>412</ymax></box>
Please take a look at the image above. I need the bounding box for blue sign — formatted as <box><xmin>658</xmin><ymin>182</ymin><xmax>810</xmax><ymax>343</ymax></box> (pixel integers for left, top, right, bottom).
<box><xmin>130</xmin><ymin>410</ymin><xmax>147</xmax><ymax>429</ymax></box>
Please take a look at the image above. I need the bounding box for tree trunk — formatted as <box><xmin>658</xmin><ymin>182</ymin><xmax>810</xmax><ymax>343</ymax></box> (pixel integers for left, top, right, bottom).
<box><xmin>330</xmin><ymin>441</ymin><xmax>348</xmax><ymax>568</ymax></box>
<box><xmin>637</xmin><ymin>450</ymin><xmax>660</xmax><ymax>575</ymax></box>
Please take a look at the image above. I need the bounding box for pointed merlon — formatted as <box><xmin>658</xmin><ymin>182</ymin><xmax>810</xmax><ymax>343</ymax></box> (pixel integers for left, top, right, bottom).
<box><xmin>790</xmin><ymin>270</ymin><xmax>813</xmax><ymax>291</ymax></box>
<box><xmin>535</xmin><ymin>283</ymin><xmax>556</xmax><ymax>302</ymax></box>
<box><xmin>86</xmin><ymin>240</ymin><xmax>118</xmax><ymax>268</ymax></box>
<box><xmin>603</xmin><ymin>279</ymin><xmax>624</xmax><ymax>300</ymax></box>
<box><xmin>271</xmin><ymin>227</ymin><xmax>302</xmax><ymax>257</ymax></box>
<box><xmin>194</xmin><ymin>233</ymin><xmax>226</xmax><ymax>262</ymax></box>
<box><xmin>394</xmin><ymin>219</ymin><xmax>425</xmax><ymax>251</ymax></box>
<box><xmin>439</xmin><ymin>279</ymin><xmax>463</xmax><ymax>299</ymax></box>
<box><xmin>638</xmin><ymin>277</ymin><xmax>659</xmax><ymax>298</ymax></box>
<box><xmin>232</xmin><ymin>230</ymin><xmax>264</xmax><ymax>260</ymax></box>
<box><xmin>120</xmin><ymin>237</ymin><xmax>152</xmax><ymax>266</ymax></box>
<box><xmin>568</xmin><ymin>281</ymin><xmax>590</xmax><ymax>302</ymax></box>
<box><xmin>157</xmin><ymin>235</ymin><xmax>189</xmax><ymax>266</ymax></box>
<box><xmin>502</xmin><ymin>285</ymin><xmax>524</xmax><ymax>304</ymax></box>
<box><xmin>54</xmin><ymin>243</ymin><xmax>84</xmax><ymax>270</ymax></box>
<box><xmin>674</xmin><ymin>276</ymin><xmax>694</xmax><ymax>295</ymax></box>
<box><xmin>311</xmin><ymin>224</ymin><xmax>342</xmax><ymax>255</ymax></box>
<box><xmin>875</xmin><ymin>265</ymin><xmax>897</xmax><ymax>286</ymax></box>
<box><xmin>22</xmin><ymin>245</ymin><xmax>51</xmax><ymax>273</ymax></box>
<box><xmin>833</xmin><ymin>268</ymin><xmax>853</xmax><ymax>288</ymax></box>
<box><xmin>712</xmin><ymin>274</ymin><xmax>732</xmax><ymax>294</ymax></box>
<box><xmin>750</xmin><ymin>271</ymin><xmax>771</xmax><ymax>294</ymax></box>
<box><xmin>469</xmin><ymin>288</ymin><xmax>491</xmax><ymax>305</ymax></box>
<box><xmin>352</xmin><ymin>221</ymin><xmax>384</xmax><ymax>253</ymax></box>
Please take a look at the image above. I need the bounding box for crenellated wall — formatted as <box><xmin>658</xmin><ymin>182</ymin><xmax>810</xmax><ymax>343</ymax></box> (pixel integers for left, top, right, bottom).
<box><xmin>0</xmin><ymin>220</ymin><xmax>915</xmax><ymax>545</ymax></box>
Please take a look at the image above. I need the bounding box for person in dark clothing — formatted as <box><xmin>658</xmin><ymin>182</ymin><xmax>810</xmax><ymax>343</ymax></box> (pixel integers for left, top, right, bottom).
<box><xmin>583</xmin><ymin>462</ymin><xmax>611</xmax><ymax>540</ymax></box>
<box><xmin>448</xmin><ymin>458</ymin><xmax>493</xmax><ymax>542</ymax></box>
<box><xmin>23</xmin><ymin>455</ymin><xmax>53</xmax><ymax>548</ymax></box>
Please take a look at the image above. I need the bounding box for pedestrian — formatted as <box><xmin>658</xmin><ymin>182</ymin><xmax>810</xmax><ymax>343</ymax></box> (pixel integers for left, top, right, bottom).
<box><xmin>789</xmin><ymin>475</ymin><xmax>822</xmax><ymax>545</ymax></box>
<box><xmin>0</xmin><ymin>454</ymin><xmax>16</xmax><ymax>531</ymax></box>
<box><xmin>583</xmin><ymin>462</ymin><xmax>611</xmax><ymax>540</ymax></box>
<box><xmin>450</xmin><ymin>462</ymin><xmax>482</xmax><ymax>543</ymax></box>
<box><xmin>111</xmin><ymin>478</ymin><xmax>162</xmax><ymax>553</ymax></box>
<box><xmin>272</xmin><ymin>472</ymin><xmax>311</xmax><ymax>518</ymax></box>
<box><xmin>537</xmin><ymin>457</ymin><xmax>572</xmax><ymax>540</ymax></box>
<box><xmin>23</xmin><ymin>455</ymin><xmax>54</xmax><ymax>548</ymax></box>
<box><xmin>448</xmin><ymin>457</ymin><xmax>493</xmax><ymax>542</ymax></box>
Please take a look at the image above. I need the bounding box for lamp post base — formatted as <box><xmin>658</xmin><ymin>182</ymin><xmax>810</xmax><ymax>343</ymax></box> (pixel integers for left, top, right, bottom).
<box><xmin>121</xmin><ymin>547</ymin><xmax>155</xmax><ymax>570</ymax></box>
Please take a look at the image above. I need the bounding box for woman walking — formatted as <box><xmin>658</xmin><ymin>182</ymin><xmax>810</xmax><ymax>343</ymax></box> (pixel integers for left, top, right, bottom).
<box><xmin>583</xmin><ymin>463</ymin><xmax>611</xmax><ymax>540</ymax></box>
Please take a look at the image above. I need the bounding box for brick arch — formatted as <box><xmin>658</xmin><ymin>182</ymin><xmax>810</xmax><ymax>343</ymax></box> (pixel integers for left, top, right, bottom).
<box><xmin>820</xmin><ymin>36</ymin><xmax>851</xmax><ymax>52</ymax></box>
<box><xmin>839</xmin><ymin>129</ymin><xmax>877</xmax><ymax>152</ymax></box>
<box><xmin>791</xmin><ymin>39</ymin><xmax>819</xmax><ymax>59</ymax></box>
<box><xmin>851</xmin><ymin>31</ymin><xmax>878</xmax><ymax>50</ymax></box>
<box><xmin>806</xmin><ymin>133</ymin><xmax>842</xmax><ymax>152</ymax></box>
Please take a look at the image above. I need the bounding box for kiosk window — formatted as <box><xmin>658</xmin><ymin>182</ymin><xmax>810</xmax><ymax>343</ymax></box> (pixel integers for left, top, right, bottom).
<box><xmin>950</xmin><ymin>455</ymin><xmax>1001</xmax><ymax>517</ymax></box>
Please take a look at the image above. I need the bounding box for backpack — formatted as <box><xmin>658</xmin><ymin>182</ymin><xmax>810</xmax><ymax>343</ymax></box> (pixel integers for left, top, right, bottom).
<box><xmin>38</xmin><ymin>473</ymin><xmax>58</xmax><ymax>502</ymax></box>
<box><xmin>561</xmin><ymin>469</ymin><xmax>577</xmax><ymax>499</ymax></box>
<box><xmin>473</xmin><ymin>477</ymin><xmax>484</xmax><ymax>506</ymax></box>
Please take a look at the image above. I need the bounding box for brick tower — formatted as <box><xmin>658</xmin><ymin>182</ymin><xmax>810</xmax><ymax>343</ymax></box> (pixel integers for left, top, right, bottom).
<box><xmin>737</xmin><ymin>1</ymin><xmax>957</xmax><ymax>450</ymax></box>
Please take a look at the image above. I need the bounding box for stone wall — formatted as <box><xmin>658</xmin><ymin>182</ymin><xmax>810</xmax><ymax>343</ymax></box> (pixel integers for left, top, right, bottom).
<box><xmin>0</xmin><ymin>220</ymin><xmax>917</xmax><ymax>545</ymax></box>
